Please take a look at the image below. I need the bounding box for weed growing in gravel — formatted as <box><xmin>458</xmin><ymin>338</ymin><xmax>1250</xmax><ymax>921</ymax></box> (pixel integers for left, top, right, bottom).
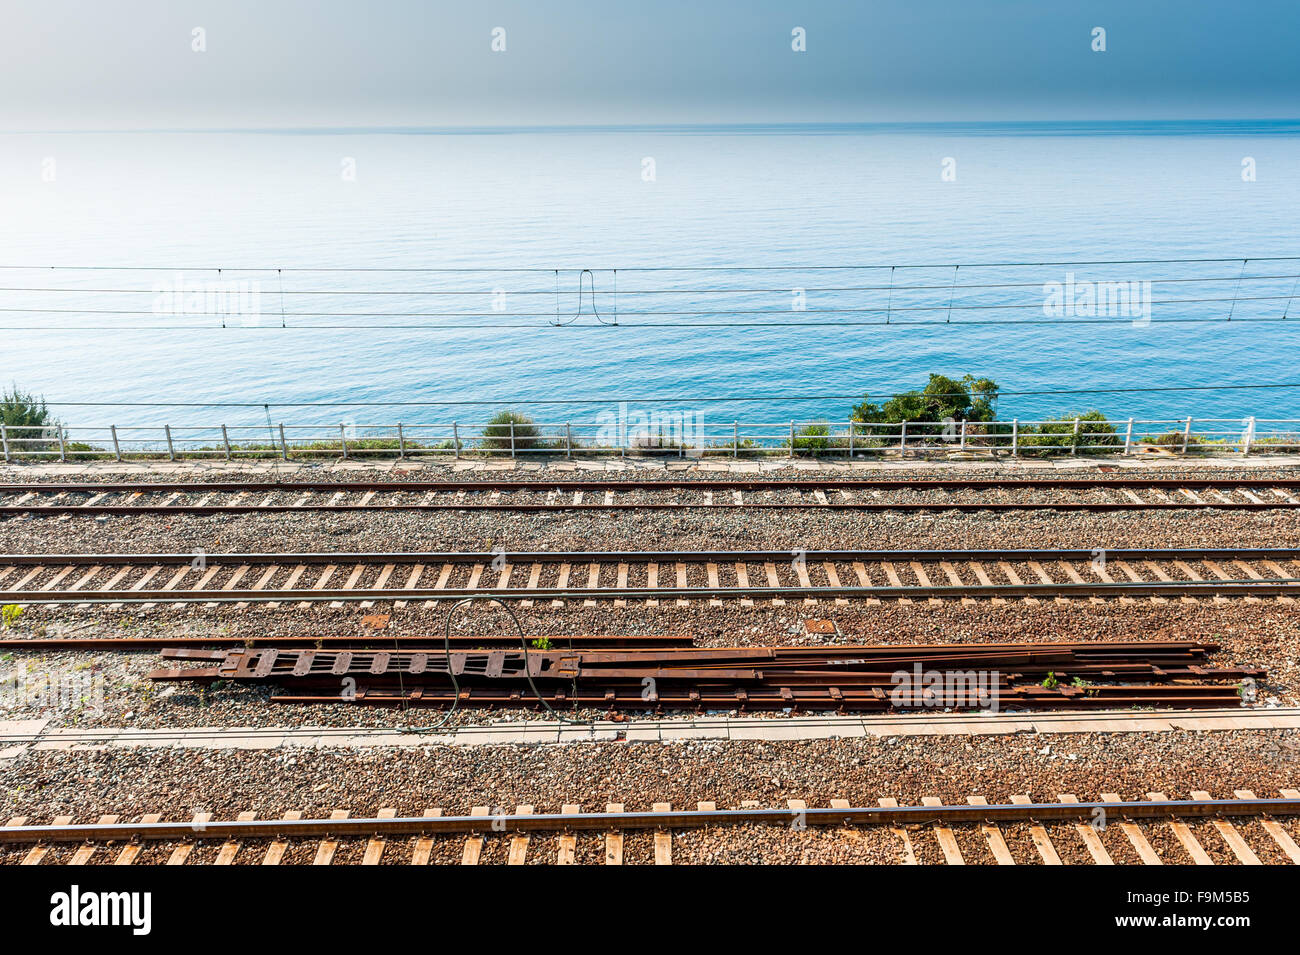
<box><xmin>1041</xmin><ymin>671</ymin><xmax>1059</xmax><ymax>689</ymax></box>
<box><xmin>480</xmin><ymin>411</ymin><xmax>544</xmax><ymax>452</ymax></box>
<box><xmin>1072</xmin><ymin>676</ymin><xmax>1098</xmax><ymax>697</ymax></box>
<box><xmin>0</xmin><ymin>604</ymin><xmax>22</xmax><ymax>630</ymax></box>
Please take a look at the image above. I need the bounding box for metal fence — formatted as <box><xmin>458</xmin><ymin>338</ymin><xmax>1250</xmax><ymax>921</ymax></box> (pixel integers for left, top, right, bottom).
<box><xmin>1</xmin><ymin>415</ymin><xmax>1296</xmax><ymax>462</ymax></box>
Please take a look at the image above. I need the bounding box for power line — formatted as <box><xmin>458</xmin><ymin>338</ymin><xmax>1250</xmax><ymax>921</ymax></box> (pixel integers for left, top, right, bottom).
<box><xmin>5</xmin><ymin>319</ymin><xmax>1299</xmax><ymax>331</ymax></box>
<box><xmin>3</xmin><ymin>273</ymin><xmax>1298</xmax><ymax>295</ymax></box>
<box><xmin>2</xmin><ymin>255</ymin><xmax>1299</xmax><ymax>272</ymax></box>
<box><xmin>2</xmin><ymin>293</ymin><xmax>1296</xmax><ymax>321</ymax></box>
<box><xmin>35</xmin><ymin>381</ymin><xmax>1300</xmax><ymax>408</ymax></box>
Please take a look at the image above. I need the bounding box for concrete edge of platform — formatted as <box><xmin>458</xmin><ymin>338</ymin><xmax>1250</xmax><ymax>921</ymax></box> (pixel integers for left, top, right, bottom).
<box><xmin>5</xmin><ymin>453</ymin><xmax>1300</xmax><ymax>479</ymax></box>
<box><xmin>2</xmin><ymin>706</ymin><xmax>1296</xmax><ymax>756</ymax></box>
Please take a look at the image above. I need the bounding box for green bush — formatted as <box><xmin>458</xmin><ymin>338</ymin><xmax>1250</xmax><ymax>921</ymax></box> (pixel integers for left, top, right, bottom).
<box><xmin>1</xmin><ymin>386</ymin><xmax>60</xmax><ymax>456</ymax></box>
<box><xmin>791</xmin><ymin>422</ymin><xmax>834</xmax><ymax>454</ymax></box>
<box><xmin>0</xmin><ymin>386</ymin><xmax>53</xmax><ymax>428</ymax></box>
<box><xmin>1140</xmin><ymin>430</ymin><xmax>1199</xmax><ymax>448</ymax></box>
<box><xmin>851</xmin><ymin>374</ymin><xmax>998</xmax><ymax>438</ymax></box>
<box><xmin>1023</xmin><ymin>410</ymin><xmax>1120</xmax><ymax>452</ymax></box>
<box><xmin>479</xmin><ymin>411</ymin><xmax>542</xmax><ymax>451</ymax></box>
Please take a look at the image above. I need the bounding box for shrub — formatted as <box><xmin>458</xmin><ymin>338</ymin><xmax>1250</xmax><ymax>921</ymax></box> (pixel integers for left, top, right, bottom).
<box><xmin>791</xmin><ymin>422</ymin><xmax>834</xmax><ymax>455</ymax></box>
<box><xmin>479</xmin><ymin>411</ymin><xmax>541</xmax><ymax>452</ymax></box>
<box><xmin>0</xmin><ymin>386</ymin><xmax>53</xmax><ymax>429</ymax></box>
<box><xmin>851</xmin><ymin>374</ymin><xmax>998</xmax><ymax>438</ymax></box>
<box><xmin>1140</xmin><ymin>430</ymin><xmax>1200</xmax><ymax>448</ymax></box>
<box><xmin>1023</xmin><ymin>410</ymin><xmax>1120</xmax><ymax>451</ymax></box>
<box><xmin>1</xmin><ymin>386</ymin><xmax>60</xmax><ymax>456</ymax></box>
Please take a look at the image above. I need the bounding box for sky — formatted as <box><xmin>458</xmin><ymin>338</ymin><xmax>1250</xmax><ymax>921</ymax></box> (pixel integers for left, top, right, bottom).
<box><xmin>1</xmin><ymin>0</ymin><xmax>1297</xmax><ymax>129</ymax></box>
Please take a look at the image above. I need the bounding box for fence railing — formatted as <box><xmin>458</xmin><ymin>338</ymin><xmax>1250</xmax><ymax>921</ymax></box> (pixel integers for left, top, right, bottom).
<box><xmin>1</xmin><ymin>415</ymin><xmax>1296</xmax><ymax>462</ymax></box>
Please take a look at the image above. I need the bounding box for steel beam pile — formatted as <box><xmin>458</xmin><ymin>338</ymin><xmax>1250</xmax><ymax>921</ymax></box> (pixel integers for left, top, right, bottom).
<box><xmin>148</xmin><ymin>640</ymin><xmax>1261</xmax><ymax>712</ymax></box>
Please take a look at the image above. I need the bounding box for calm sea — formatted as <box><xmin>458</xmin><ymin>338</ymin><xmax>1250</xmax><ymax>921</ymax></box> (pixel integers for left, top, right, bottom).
<box><xmin>2</xmin><ymin>121</ymin><xmax>1298</xmax><ymax>430</ymax></box>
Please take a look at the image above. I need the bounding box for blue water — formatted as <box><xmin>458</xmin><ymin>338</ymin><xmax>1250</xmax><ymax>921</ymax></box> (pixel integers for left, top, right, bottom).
<box><xmin>2</xmin><ymin>121</ymin><xmax>1298</xmax><ymax>431</ymax></box>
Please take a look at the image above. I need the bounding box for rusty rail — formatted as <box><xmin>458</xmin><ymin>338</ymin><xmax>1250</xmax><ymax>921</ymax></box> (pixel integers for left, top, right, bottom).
<box><xmin>3</xmin><ymin>547</ymin><xmax>1299</xmax><ymax>605</ymax></box>
<box><xmin>148</xmin><ymin>641</ymin><xmax>1259</xmax><ymax>712</ymax></box>
<box><xmin>2</xmin><ymin>476</ymin><xmax>1300</xmax><ymax>515</ymax></box>
<box><xmin>3</xmin><ymin>796</ymin><xmax>1297</xmax><ymax>845</ymax></box>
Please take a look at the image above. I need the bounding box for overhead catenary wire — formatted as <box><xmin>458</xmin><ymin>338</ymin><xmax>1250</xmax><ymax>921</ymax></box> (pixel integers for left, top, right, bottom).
<box><xmin>6</xmin><ymin>257</ymin><xmax>1298</xmax><ymax>330</ymax></box>
<box><xmin>30</xmin><ymin>381</ymin><xmax>1300</xmax><ymax>409</ymax></box>
<box><xmin>6</xmin><ymin>315</ymin><xmax>1300</xmax><ymax>331</ymax></box>
<box><xmin>4</xmin><ymin>294</ymin><xmax>1300</xmax><ymax>330</ymax></box>
<box><xmin>5</xmin><ymin>272</ymin><xmax>1298</xmax><ymax>294</ymax></box>
<box><xmin>3</xmin><ymin>254</ymin><xmax>1300</xmax><ymax>271</ymax></box>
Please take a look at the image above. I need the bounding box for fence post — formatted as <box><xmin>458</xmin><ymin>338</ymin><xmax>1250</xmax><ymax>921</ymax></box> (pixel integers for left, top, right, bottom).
<box><xmin>339</xmin><ymin>424</ymin><xmax>348</xmax><ymax>459</ymax></box>
<box><xmin>960</xmin><ymin>419</ymin><xmax>967</xmax><ymax>451</ymax></box>
<box><xmin>734</xmin><ymin>421</ymin><xmax>739</xmax><ymax>458</ymax></box>
<box><xmin>164</xmin><ymin>425</ymin><xmax>176</xmax><ymax>461</ymax></box>
<box><xmin>1181</xmin><ymin>416</ymin><xmax>1192</xmax><ymax>455</ymax></box>
<box><xmin>452</xmin><ymin>422</ymin><xmax>460</xmax><ymax>459</ymax></box>
<box><xmin>0</xmin><ymin>423</ymin><xmax>8</xmax><ymax>463</ymax></box>
<box><xmin>1124</xmin><ymin>418</ymin><xmax>1134</xmax><ymax>455</ymax></box>
<box><xmin>57</xmin><ymin>428</ymin><xmax>66</xmax><ymax>463</ymax></box>
<box><xmin>899</xmin><ymin>421</ymin><xmax>907</xmax><ymax>456</ymax></box>
<box><xmin>222</xmin><ymin>425</ymin><xmax>232</xmax><ymax>460</ymax></box>
<box><xmin>1011</xmin><ymin>419</ymin><xmax>1019</xmax><ymax>457</ymax></box>
<box><xmin>566</xmin><ymin>422</ymin><xmax>572</xmax><ymax>460</ymax></box>
<box><xmin>397</xmin><ymin>422</ymin><xmax>405</xmax><ymax>459</ymax></box>
<box><xmin>847</xmin><ymin>421</ymin><xmax>854</xmax><ymax>459</ymax></box>
<box><xmin>509</xmin><ymin>421</ymin><xmax>516</xmax><ymax>458</ymax></box>
<box><xmin>789</xmin><ymin>421</ymin><xmax>795</xmax><ymax>459</ymax></box>
<box><xmin>279</xmin><ymin>423</ymin><xmax>289</xmax><ymax>460</ymax></box>
<box><xmin>110</xmin><ymin>425</ymin><xmax>122</xmax><ymax>462</ymax></box>
<box><xmin>1243</xmin><ymin>416</ymin><xmax>1255</xmax><ymax>456</ymax></box>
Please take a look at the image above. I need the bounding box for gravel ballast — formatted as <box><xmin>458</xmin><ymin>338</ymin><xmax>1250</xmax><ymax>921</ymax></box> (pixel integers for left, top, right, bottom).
<box><xmin>3</xmin><ymin>459</ymin><xmax>1298</xmax><ymax>863</ymax></box>
<box><xmin>1</xmin><ymin>729</ymin><xmax>1298</xmax><ymax>864</ymax></box>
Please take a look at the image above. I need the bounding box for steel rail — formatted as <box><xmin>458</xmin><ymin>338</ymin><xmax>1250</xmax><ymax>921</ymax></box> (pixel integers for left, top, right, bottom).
<box><xmin>5</xmin><ymin>502</ymin><xmax>1298</xmax><ymax>514</ymax></box>
<box><xmin>4</xmin><ymin>477</ymin><xmax>1299</xmax><ymax>514</ymax></box>
<box><xmin>2</xmin><ymin>797</ymin><xmax>1295</xmax><ymax>845</ymax></box>
<box><xmin>0</xmin><ymin>635</ymin><xmax>692</xmax><ymax>651</ymax></box>
<box><xmin>4</xmin><ymin>478</ymin><xmax>1300</xmax><ymax>492</ymax></box>
<box><xmin>5</xmin><ymin>579</ymin><xmax>1300</xmax><ymax>605</ymax></box>
<box><xmin>3</xmin><ymin>548</ymin><xmax>1300</xmax><ymax>604</ymax></box>
<box><xmin>3</xmin><ymin>546</ymin><xmax>1300</xmax><ymax>565</ymax></box>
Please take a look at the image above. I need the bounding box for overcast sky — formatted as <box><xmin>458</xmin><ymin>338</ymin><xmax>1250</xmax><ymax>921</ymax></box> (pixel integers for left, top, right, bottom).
<box><xmin>2</xmin><ymin>0</ymin><xmax>1297</xmax><ymax>129</ymax></box>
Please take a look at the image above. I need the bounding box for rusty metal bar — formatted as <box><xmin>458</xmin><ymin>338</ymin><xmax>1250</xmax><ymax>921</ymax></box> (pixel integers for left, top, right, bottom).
<box><xmin>2</xmin><ymin>798</ymin><xmax>1296</xmax><ymax>845</ymax></box>
<box><xmin>1</xmin><ymin>546</ymin><xmax>1298</xmax><ymax>565</ymax></box>
<box><xmin>3</xmin><ymin>478</ymin><xmax>1300</xmax><ymax>493</ymax></box>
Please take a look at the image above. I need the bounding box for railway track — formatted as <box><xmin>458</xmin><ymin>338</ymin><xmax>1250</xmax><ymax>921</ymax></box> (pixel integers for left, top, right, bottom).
<box><xmin>151</xmin><ymin>641</ymin><xmax>1258</xmax><ymax>711</ymax></box>
<box><xmin>0</xmin><ymin>634</ymin><xmax>693</xmax><ymax>651</ymax></box>
<box><xmin>3</xmin><ymin>547</ymin><xmax>1300</xmax><ymax>606</ymax></box>
<box><xmin>3</xmin><ymin>791</ymin><xmax>1297</xmax><ymax>864</ymax></box>
<box><xmin>2</xmin><ymin>477</ymin><xmax>1300</xmax><ymax>515</ymax></box>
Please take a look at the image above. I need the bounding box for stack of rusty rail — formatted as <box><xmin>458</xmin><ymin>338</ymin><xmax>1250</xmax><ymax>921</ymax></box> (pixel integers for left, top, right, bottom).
<box><xmin>148</xmin><ymin>640</ymin><xmax>1260</xmax><ymax>712</ymax></box>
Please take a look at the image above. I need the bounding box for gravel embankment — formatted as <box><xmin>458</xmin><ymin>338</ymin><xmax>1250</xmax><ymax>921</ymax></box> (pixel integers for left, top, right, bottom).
<box><xmin>3</xmin><ymin>461</ymin><xmax>1298</xmax><ymax>863</ymax></box>
<box><xmin>5</xmin><ymin>508</ymin><xmax>1300</xmax><ymax>555</ymax></box>
<box><xmin>1</xmin><ymin>729</ymin><xmax>1298</xmax><ymax>863</ymax></box>
<box><xmin>1</xmin><ymin>599</ymin><xmax>1294</xmax><ymax>729</ymax></box>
